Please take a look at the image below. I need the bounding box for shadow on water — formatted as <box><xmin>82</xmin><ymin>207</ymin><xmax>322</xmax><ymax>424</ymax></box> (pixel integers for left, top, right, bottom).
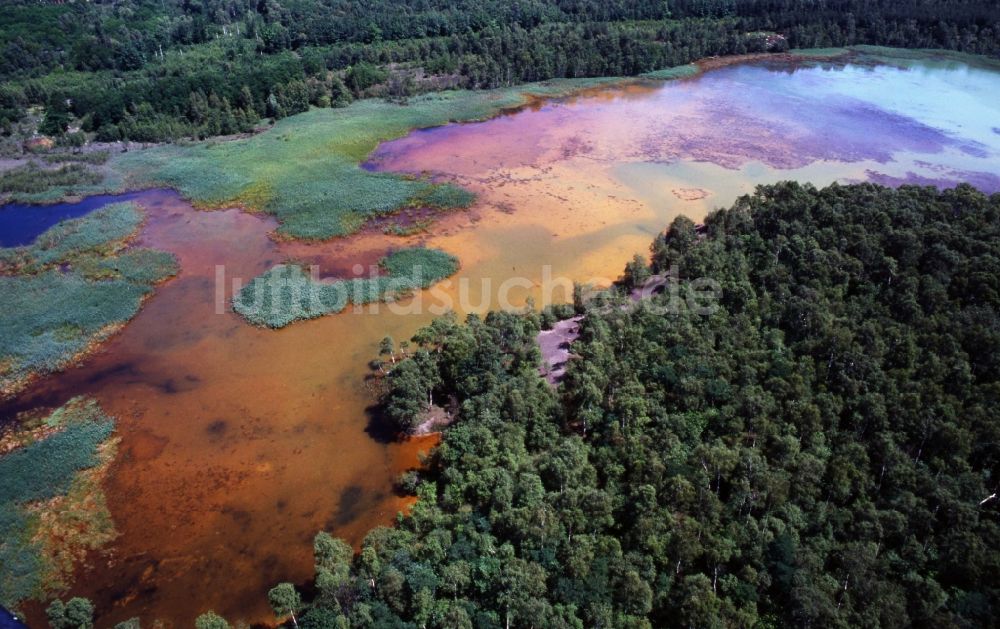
<box><xmin>363</xmin><ymin>400</ymin><xmax>401</xmax><ymax>445</ymax></box>
<box><xmin>330</xmin><ymin>484</ymin><xmax>389</xmax><ymax>529</ymax></box>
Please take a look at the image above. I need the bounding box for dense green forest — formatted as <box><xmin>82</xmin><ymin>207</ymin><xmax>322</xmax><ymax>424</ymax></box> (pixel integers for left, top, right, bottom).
<box><xmin>2</xmin><ymin>0</ymin><xmax>999</xmax><ymax>141</ymax></box>
<box><xmin>234</xmin><ymin>182</ymin><xmax>1000</xmax><ymax>628</ymax></box>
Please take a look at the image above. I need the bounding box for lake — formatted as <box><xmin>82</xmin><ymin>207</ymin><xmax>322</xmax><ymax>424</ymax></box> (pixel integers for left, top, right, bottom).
<box><xmin>4</xmin><ymin>50</ymin><xmax>999</xmax><ymax>626</ymax></box>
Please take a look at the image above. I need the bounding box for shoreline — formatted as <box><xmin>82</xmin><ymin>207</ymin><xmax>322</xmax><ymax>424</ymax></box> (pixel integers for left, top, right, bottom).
<box><xmin>3</xmin><ymin>43</ymin><xmax>992</xmax><ymax>405</ymax></box>
<box><xmin>4</xmin><ymin>43</ymin><xmax>975</xmax><ymax>226</ymax></box>
<box><xmin>0</xmin><ymin>47</ymin><xmax>855</xmax><ymax>213</ymax></box>
<box><xmin>1</xmin><ymin>42</ymin><xmax>989</xmax><ymax>404</ymax></box>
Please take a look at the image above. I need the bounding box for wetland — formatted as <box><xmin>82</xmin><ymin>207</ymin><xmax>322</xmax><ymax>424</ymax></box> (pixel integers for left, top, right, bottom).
<box><xmin>2</xmin><ymin>48</ymin><xmax>1000</xmax><ymax>626</ymax></box>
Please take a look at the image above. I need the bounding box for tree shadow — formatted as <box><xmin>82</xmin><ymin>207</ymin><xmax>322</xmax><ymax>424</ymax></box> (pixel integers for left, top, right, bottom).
<box><xmin>363</xmin><ymin>400</ymin><xmax>399</xmax><ymax>445</ymax></box>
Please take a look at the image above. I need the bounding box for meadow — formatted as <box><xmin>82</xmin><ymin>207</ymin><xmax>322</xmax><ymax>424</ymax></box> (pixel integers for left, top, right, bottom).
<box><xmin>115</xmin><ymin>78</ymin><xmax>625</xmax><ymax>240</ymax></box>
<box><xmin>0</xmin><ymin>203</ymin><xmax>177</xmax><ymax>398</ymax></box>
<box><xmin>639</xmin><ymin>63</ymin><xmax>700</xmax><ymax>80</ymax></box>
<box><xmin>0</xmin><ymin>397</ymin><xmax>116</xmax><ymax>608</ymax></box>
<box><xmin>233</xmin><ymin>247</ymin><xmax>459</xmax><ymax>328</ymax></box>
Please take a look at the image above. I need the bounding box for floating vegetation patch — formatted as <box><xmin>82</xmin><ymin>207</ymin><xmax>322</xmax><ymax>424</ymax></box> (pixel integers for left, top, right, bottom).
<box><xmin>0</xmin><ymin>202</ymin><xmax>178</xmax><ymax>399</ymax></box>
<box><xmin>0</xmin><ymin>397</ymin><xmax>118</xmax><ymax>609</ymax></box>
<box><xmin>233</xmin><ymin>247</ymin><xmax>459</xmax><ymax>328</ymax></box>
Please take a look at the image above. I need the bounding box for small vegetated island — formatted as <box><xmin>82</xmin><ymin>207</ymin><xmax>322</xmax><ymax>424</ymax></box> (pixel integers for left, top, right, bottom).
<box><xmin>233</xmin><ymin>247</ymin><xmax>460</xmax><ymax>328</ymax></box>
<box><xmin>244</xmin><ymin>182</ymin><xmax>1000</xmax><ymax>628</ymax></box>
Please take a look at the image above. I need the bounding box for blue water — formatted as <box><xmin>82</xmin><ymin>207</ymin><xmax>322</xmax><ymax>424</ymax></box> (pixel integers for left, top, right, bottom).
<box><xmin>0</xmin><ymin>191</ymin><xmax>146</xmax><ymax>247</ymax></box>
<box><xmin>0</xmin><ymin>606</ymin><xmax>27</xmax><ymax>629</ymax></box>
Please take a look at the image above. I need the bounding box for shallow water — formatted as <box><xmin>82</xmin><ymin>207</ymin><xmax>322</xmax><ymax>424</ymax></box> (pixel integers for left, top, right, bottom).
<box><xmin>0</xmin><ymin>192</ymin><xmax>147</xmax><ymax>247</ymax></box>
<box><xmin>4</xmin><ymin>53</ymin><xmax>1000</xmax><ymax>627</ymax></box>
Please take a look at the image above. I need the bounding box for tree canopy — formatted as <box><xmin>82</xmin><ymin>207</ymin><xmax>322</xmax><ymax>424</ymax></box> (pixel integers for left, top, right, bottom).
<box><xmin>2</xmin><ymin>0</ymin><xmax>998</xmax><ymax>139</ymax></box>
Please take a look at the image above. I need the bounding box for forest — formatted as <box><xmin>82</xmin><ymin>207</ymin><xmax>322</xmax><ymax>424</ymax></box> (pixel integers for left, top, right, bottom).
<box><xmin>219</xmin><ymin>182</ymin><xmax>1000</xmax><ymax>628</ymax></box>
<box><xmin>2</xmin><ymin>0</ymin><xmax>999</xmax><ymax>141</ymax></box>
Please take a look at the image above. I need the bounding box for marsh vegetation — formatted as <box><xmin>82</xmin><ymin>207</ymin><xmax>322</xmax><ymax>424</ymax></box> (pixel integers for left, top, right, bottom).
<box><xmin>0</xmin><ymin>397</ymin><xmax>117</xmax><ymax>609</ymax></box>
<box><xmin>233</xmin><ymin>247</ymin><xmax>459</xmax><ymax>328</ymax></box>
<box><xmin>0</xmin><ymin>202</ymin><xmax>177</xmax><ymax>399</ymax></box>
<box><xmin>116</xmin><ymin>81</ymin><xmax>617</xmax><ymax>239</ymax></box>
<box><xmin>0</xmin><ymin>25</ymin><xmax>998</xmax><ymax>626</ymax></box>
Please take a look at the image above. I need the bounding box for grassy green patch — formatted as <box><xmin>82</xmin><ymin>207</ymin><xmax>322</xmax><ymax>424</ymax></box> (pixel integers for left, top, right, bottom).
<box><xmin>116</xmin><ymin>78</ymin><xmax>624</xmax><ymax>240</ymax></box>
<box><xmin>848</xmin><ymin>45</ymin><xmax>1000</xmax><ymax>71</ymax></box>
<box><xmin>0</xmin><ymin>271</ymin><xmax>153</xmax><ymax>389</ymax></box>
<box><xmin>0</xmin><ymin>163</ymin><xmax>102</xmax><ymax>195</ymax></box>
<box><xmin>790</xmin><ymin>47</ymin><xmax>850</xmax><ymax>58</ymax></box>
<box><xmin>0</xmin><ymin>202</ymin><xmax>177</xmax><ymax>398</ymax></box>
<box><xmin>0</xmin><ymin>403</ymin><xmax>113</xmax><ymax>505</ymax></box>
<box><xmin>0</xmin><ymin>161</ymin><xmax>122</xmax><ymax>204</ymax></box>
<box><xmin>40</xmin><ymin>151</ymin><xmax>111</xmax><ymax>166</ymax></box>
<box><xmin>0</xmin><ymin>397</ymin><xmax>115</xmax><ymax>608</ymax></box>
<box><xmin>233</xmin><ymin>247</ymin><xmax>459</xmax><ymax>328</ymax></box>
<box><xmin>640</xmin><ymin>64</ymin><xmax>700</xmax><ymax>80</ymax></box>
<box><xmin>379</xmin><ymin>246</ymin><xmax>459</xmax><ymax>280</ymax></box>
<box><xmin>86</xmin><ymin>248</ymin><xmax>179</xmax><ymax>284</ymax></box>
<box><xmin>406</xmin><ymin>183</ymin><xmax>476</xmax><ymax>211</ymax></box>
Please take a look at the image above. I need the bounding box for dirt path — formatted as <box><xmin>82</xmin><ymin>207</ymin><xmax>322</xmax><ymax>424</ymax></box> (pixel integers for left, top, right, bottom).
<box><xmin>412</xmin><ymin>403</ymin><xmax>454</xmax><ymax>436</ymax></box>
<box><xmin>537</xmin><ymin>315</ymin><xmax>584</xmax><ymax>385</ymax></box>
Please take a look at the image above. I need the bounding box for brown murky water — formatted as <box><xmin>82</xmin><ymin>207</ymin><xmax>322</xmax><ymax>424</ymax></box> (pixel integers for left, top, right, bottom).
<box><xmin>5</xmin><ymin>55</ymin><xmax>999</xmax><ymax>626</ymax></box>
<box><xmin>7</xmin><ymin>190</ymin><xmax>442</xmax><ymax>625</ymax></box>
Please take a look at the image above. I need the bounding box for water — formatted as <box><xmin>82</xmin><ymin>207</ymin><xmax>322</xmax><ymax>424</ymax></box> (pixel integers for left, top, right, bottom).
<box><xmin>5</xmin><ymin>52</ymin><xmax>1000</xmax><ymax>627</ymax></box>
<box><xmin>0</xmin><ymin>192</ymin><xmax>146</xmax><ymax>247</ymax></box>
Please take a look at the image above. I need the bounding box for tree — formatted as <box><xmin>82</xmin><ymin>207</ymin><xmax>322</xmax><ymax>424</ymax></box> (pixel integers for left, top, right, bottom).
<box><xmin>46</xmin><ymin>598</ymin><xmax>94</xmax><ymax>629</ymax></box>
<box><xmin>383</xmin><ymin>350</ymin><xmax>443</xmax><ymax>432</ymax></box>
<box><xmin>379</xmin><ymin>336</ymin><xmax>397</xmax><ymax>365</ymax></box>
<box><xmin>329</xmin><ymin>76</ymin><xmax>352</xmax><ymax>107</ymax></box>
<box><xmin>39</xmin><ymin>98</ymin><xmax>71</xmax><ymax>137</ymax></box>
<box><xmin>268</xmin><ymin>583</ymin><xmax>303</xmax><ymax>627</ymax></box>
<box><xmin>314</xmin><ymin>532</ymin><xmax>354</xmax><ymax>605</ymax></box>
<box><xmin>345</xmin><ymin>62</ymin><xmax>388</xmax><ymax>96</ymax></box>
<box><xmin>621</xmin><ymin>253</ymin><xmax>651</xmax><ymax>291</ymax></box>
<box><xmin>276</xmin><ymin>182</ymin><xmax>1000</xmax><ymax>628</ymax></box>
<box><xmin>194</xmin><ymin>612</ymin><xmax>230</xmax><ymax>629</ymax></box>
